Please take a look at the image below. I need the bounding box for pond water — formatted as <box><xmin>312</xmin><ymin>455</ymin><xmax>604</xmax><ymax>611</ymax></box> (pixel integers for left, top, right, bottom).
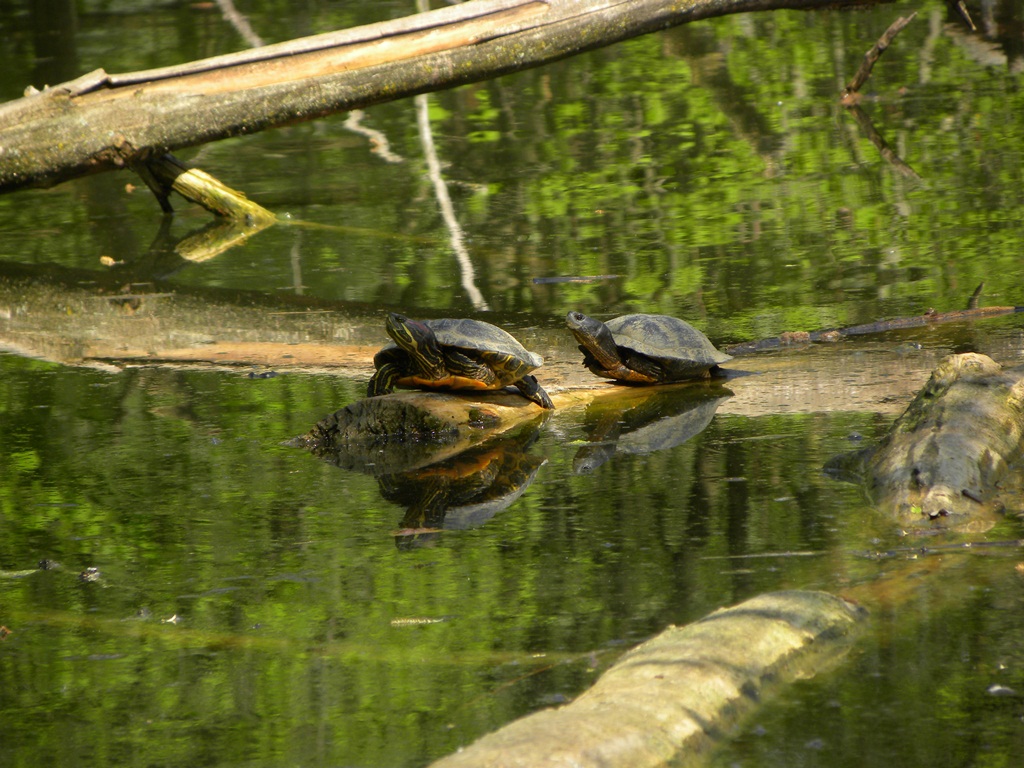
<box><xmin>2</xmin><ymin>1</ymin><xmax>1024</xmax><ymax>766</ymax></box>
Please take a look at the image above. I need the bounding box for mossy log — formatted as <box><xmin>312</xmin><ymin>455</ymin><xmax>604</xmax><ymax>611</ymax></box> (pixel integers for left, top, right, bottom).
<box><xmin>430</xmin><ymin>591</ymin><xmax>866</xmax><ymax>768</ymax></box>
<box><xmin>827</xmin><ymin>353</ymin><xmax>1024</xmax><ymax>528</ymax></box>
<box><xmin>291</xmin><ymin>390</ymin><xmax>550</xmax><ymax>476</ymax></box>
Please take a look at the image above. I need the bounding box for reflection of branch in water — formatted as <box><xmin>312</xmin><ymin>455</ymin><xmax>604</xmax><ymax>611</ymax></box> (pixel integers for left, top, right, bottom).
<box><xmin>948</xmin><ymin>0</ymin><xmax>976</xmax><ymax>32</ymax></box>
<box><xmin>840</xmin><ymin>13</ymin><xmax>921</xmax><ymax>180</ymax></box>
<box><xmin>415</xmin><ymin>92</ymin><xmax>489</xmax><ymax>311</ymax></box>
<box><xmin>175</xmin><ymin>217</ymin><xmax>276</xmax><ymax>262</ymax></box>
<box><xmin>290</xmin><ymin>234</ymin><xmax>305</xmax><ymax>296</ymax></box>
<box><xmin>344</xmin><ymin>110</ymin><xmax>405</xmax><ymax>164</ymax></box>
<box><xmin>214</xmin><ymin>0</ymin><xmax>265</xmax><ymax>48</ymax></box>
<box><xmin>844</xmin><ymin>104</ymin><xmax>921</xmax><ymax>180</ymax></box>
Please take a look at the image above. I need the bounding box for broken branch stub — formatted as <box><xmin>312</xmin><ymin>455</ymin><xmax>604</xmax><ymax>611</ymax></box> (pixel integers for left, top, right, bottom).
<box><xmin>141</xmin><ymin>154</ymin><xmax>276</xmax><ymax>222</ymax></box>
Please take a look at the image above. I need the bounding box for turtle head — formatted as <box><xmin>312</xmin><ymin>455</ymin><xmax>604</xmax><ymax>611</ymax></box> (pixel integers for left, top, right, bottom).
<box><xmin>385</xmin><ymin>313</ymin><xmax>446</xmax><ymax>377</ymax></box>
<box><xmin>566</xmin><ymin>311</ymin><xmax>621</xmax><ymax>369</ymax></box>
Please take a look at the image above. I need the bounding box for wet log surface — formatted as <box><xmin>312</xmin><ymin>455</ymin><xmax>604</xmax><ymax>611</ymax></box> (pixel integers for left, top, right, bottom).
<box><xmin>827</xmin><ymin>353</ymin><xmax>1024</xmax><ymax>528</ymax></box>
<box><xmin>0</xmin><ymin>268</ymin><xmax>993</xmax><ymax>418</ymax></box>
<box><xmin>429</xmin><ymin>591</ymin><xmax>866</xmax><ymax>768</ymax></box>
<box><xmin>291</xmin><ymin>390</ymin><xmax>551</xmax><ymax>476</ymax></box>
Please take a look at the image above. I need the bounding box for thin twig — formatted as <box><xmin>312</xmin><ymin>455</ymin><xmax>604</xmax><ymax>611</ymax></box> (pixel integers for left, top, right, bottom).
<box><xmin>845</xmin><ymin>104</ymin><xmax>921</xmax><ymax>179</ymax></box>
<box><xmin>841</xmin><ymin>12</ymin><xmax>917</xmax><ymax>104</ymax></box>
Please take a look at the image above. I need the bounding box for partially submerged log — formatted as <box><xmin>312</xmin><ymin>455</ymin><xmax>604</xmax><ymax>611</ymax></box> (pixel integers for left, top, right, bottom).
<box><xmin>4</xmin><ymin>267</ymin><xmax>1023</xmax><ymax>423</ymax></box>
<box><xmin>826</xmin><ymin>353</ymin><xmax>1024</xmax><ymax>529</ymax></box>
<box><xmin>430</xmin><ymin>591</ymin><xmax>866</xmax><ymax>768</ymax></box>
<box><xmin>291</xmin><ymin>390</ymin><xmax>550</xmax><ymax>476</ymax></box>
<box><xmin>0</xmin><ymin>0</ymin><xmax>888</xmax><ymax>195</ymax></box>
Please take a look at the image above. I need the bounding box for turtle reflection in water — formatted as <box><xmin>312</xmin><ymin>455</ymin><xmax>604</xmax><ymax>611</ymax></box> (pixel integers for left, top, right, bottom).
<box><xmin>566</xmin><ymin>311</ymin><xmax>731</xmax><ymax>384</ymax></box>
<box><xmin>379</xmin><ymin>430</ymin><xmax>546</xmax><ymax>549</ymax></box>
<box><xmin>368</xmin><ymin>313</ymin><xmax>554</xmax><ymax>408</ymax></box>
<box><xmin>574</xmin><ymin>388</ymin><xmax>731</xmax><ymax>474</ymax></box>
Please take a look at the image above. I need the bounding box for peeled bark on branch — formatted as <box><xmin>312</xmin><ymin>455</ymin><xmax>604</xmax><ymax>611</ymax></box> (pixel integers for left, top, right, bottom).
<box><xmin>136</xmin><ymin>154</ymin><xmax>277</xmax><ymax>221</ymax></box>
<box><xmin>0</xmin><ymin>0</ymin><xmax>889</xmax><ymax>193</ymax></box>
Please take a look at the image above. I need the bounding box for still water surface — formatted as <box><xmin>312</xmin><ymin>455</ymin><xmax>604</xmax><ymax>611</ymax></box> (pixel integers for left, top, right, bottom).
<box><xmin>2</xmin><ymin>1</ymin><xmax>1024</xmax><ymax>766</ymax></box>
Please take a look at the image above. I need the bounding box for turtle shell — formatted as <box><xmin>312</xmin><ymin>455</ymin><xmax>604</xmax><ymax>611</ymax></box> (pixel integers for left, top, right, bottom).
<box><xmin>606</xmin><ymin>314</ymin><xmax>731</xmax><ymax>379</ymax></box>
<box><xmin>389</xmin><ymin>318</ymin><xmax>543</xmax><ymax>384</ymax></box>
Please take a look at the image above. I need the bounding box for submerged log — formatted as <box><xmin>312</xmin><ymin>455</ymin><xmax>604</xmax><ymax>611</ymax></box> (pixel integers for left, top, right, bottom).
<box><xmin>430</xmin><ymin>591</ymin><xmax>866</xmax><ymax>768</ymax></box>
<box><xmin>0</xmin><ymin>0</ymin><xmax>888</xmax><ymax>194</ymax></box>
<box><xmin>826</xmin><ymin>353</ymin><xmax>1024</xmax><ymax>528</ymax></box>
<box><xmin>725</xmin><ymin>304</ymin><xmax>1024</xmax><ymax>355</ymax></box>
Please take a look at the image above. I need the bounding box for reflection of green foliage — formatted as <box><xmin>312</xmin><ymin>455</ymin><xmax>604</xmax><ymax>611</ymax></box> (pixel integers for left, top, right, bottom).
<box><xmin>716</xmin><ymin>572</ymin><xmax>1024</xmax><ymax>768</ymax></box>
<box><xmin>0</xmin><ymin>353</ymin><xmax>900</xmax><ymax>767</ymax></box>
<box><xmin>2</xmin><ymin>3</ymin><xmax>1023</xmax><ymax>328</ymax></box>
<box><xmin>2</xmin><ymin>3</ymin><xmax>1024</xmax><ymax>763</ymax></box>
<box><xmin>8</xmin><ymin>449</ymin><xmax>40</xmax><ymax>472</ymax></box>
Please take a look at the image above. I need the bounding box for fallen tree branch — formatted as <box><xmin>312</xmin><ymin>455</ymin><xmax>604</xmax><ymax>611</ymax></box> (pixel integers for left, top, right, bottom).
<box><xmin>725</xmin><ymin>303</ymin><xmax>1024</xmax><ymax>355</ymax></box>
<box><xmin>0</xmin><ymin>0</ymin><xmax>893</xmax><ymax>194</ymax></box>
<box><xmin>430</xmin><ymin>591</ymin><xmax>866</xmax><ymax>768</ymax></box>
<box><xmin>841</xmin><ymin>11</ymin><xmax>917</xmax><ymax>104</ymax></box>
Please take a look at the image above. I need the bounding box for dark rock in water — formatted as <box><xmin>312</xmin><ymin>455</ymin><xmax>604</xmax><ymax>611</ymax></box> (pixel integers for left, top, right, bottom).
<box><xmin>287</xmin><ymin>394</ymin><xmax>464</xmax><ymax>476</ymax></box>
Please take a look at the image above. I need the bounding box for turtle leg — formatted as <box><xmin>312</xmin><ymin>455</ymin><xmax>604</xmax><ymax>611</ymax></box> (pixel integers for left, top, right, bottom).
<box><xmin>515</xmin><ymin>375</ymin><xmax>555</xmax><ymax>409</ymax></box>
<box><xmin>368</xmin><ymin>362</ymin><xmax>401</xmax><ymax>397</ymax></box>
<box><xmin>578</xmin><ymin>347</ymin><xmax>609</xmax><ymax>379</ymax></box>
<box><xmin>443</xmin><ymin>350</ymin><xmax>498</xmax><ymax>385</ymax></box>
<box><xmin>613</xmin><ymin>364</ymin><xmax>659</xmax><ymax>384</ymax></box>
<box><xmin>619</xmin><ymin>351</ymin><xmax>665</xmax><ymax>383</ymax></box>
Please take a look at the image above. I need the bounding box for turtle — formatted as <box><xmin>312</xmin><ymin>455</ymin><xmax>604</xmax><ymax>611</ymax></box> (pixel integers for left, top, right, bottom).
<box><xmin>368</xmin><ymin>313</ymin><xmax>555</xmax><ymax>409</ymax></box>
<box><xmin>566</xmin><ymin>311</ymin><xmax>731</xmax><ymax>384</ymax></box>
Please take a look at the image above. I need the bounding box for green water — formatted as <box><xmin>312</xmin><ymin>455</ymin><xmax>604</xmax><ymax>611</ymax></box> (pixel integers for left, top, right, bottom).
<box><xmin>2</xmin><ymin>1</ymin><xmax>1024</xmax><ymax>766</ymax></box>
